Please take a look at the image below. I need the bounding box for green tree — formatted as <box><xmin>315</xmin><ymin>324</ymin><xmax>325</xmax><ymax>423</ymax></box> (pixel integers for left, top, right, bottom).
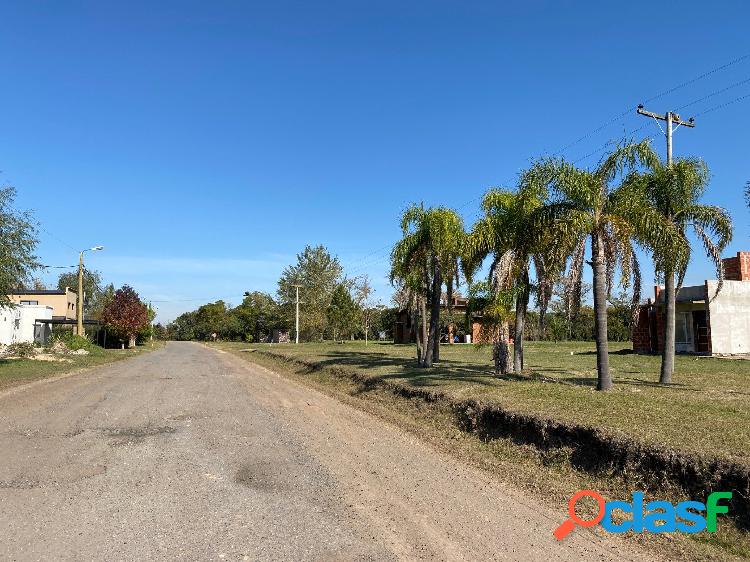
<box><xmin>390</xmin><ymin>205</ymin><xmax>465</xmax><ymax>367</ymax></box>
<box><xmin>464</xmin><ymin>186</ymin><xmax>560</xmax><ymax>374</ymax></box>
<box><xmin>466</xmin><ymin>280</ymin><xmax>515</xmax><ymax>374</ymax></box>
<box><xmin>234</xmin><ymin>291</ymin><xmax>283</xmax><ymax>342</ymax></box>
<box><xmin>327</xmin><ymin>283</ymin><xmax>358</xmax><ymax>341</ymax></box>
<box><xmin>194</xmin><ymin>301</ymin><xmax>228</xmax><ymax>340</ymax></box>
<box><xmin>634</xmin><ymin>158</ymin><xmax>732</xmax><ymax>384</ymax></box>
<box><xmin>57</xmin><ymin>269</ymin><xmax>104</xmax><ymax>317</ymax></box>
<box><xmin>278</xmin><ymin>245</ymin><xmax>343</xmax><ymax>341</ymax></box>
<box><xmin>0</xmin><ymin>187</ymin><xmax>40</xmax><ymax>304</ymax></box>
<box><xmin>530</xmin><ymin>140</ymin><xmax>681</xmax><ymax>391</ymax></box>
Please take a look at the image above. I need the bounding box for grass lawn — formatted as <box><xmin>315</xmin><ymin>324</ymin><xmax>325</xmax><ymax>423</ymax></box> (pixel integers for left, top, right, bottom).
<box><xmin>221</xmin><ymin>340</ymin><xmax>750</xmax><ymax>465</ymax></box>
<box><xmin>0</xmin><ymin>342</ymin><xmax>163</xmax><ymax>391</ymax></box>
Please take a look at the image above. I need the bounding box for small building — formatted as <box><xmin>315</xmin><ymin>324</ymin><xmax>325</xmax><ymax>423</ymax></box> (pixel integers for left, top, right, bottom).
<box><xmin>633</xmin><ymin>251</ymin><xmax>750</xmax><ymax>355</ymax></box>
<box><xmin>0</xmin><ymin>304</ymin><xmax>54</xmax><ymax>345</ymax></box>
<box><xmin>8</xmin><ymin>288</ymin><xmax>77</xmax><ymax>320</ymax></box>
<box><xmin>393</xmin><ymin>295</ymin><xmax>492</xmax><ymax>344</ymax></box>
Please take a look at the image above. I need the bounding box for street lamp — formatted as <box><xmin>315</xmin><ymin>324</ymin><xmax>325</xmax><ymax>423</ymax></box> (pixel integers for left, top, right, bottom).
<box><xmin>77</xmin><ymin>246</ymin><xmax>104</xmax><ymax>336</ymax></box>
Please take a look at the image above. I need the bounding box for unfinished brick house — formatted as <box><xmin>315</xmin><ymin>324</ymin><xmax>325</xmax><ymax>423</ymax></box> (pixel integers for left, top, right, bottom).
<box><xmin>393</xmin><ymin>295</ymin><xmax>492</xmax><ymax>344</ymax></box>
<box><xmin>633</xmin><ymin>251</ymin><xmax>750</xmax><ymax>355</ymax></box>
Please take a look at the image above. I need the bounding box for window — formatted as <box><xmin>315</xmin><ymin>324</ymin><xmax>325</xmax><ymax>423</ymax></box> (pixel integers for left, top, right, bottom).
<box><xmin>20</xmin><ymin>300</ymin><xmax>39</xmax><ymax>305</ymax></box>
<box><xmin>675</xmin><ymin>312</ymin><xmax>692</xmax><ymax>344</ymax></box>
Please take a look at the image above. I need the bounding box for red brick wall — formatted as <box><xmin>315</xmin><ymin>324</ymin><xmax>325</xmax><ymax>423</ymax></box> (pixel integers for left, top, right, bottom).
<box><xmin>632</xmin><ymin>305</ymin><xmax>653</xmax><ymax>353</ymax></box>
<box><xmin>723</xmin><ymin>252</ymin><xmax>750</xmax><ymax>281</ymax></box>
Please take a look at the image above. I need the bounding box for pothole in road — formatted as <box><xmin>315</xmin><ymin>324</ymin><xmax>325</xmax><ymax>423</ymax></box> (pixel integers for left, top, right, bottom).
<box><xmin>234</xmin><ymin>461</ymin><xmax>286</xmax><ymax>492</ymax></box>
<box><xmin>100</xmin><ymin>425</ymin><xmax>177</xmax><ymax>446</ymax></box>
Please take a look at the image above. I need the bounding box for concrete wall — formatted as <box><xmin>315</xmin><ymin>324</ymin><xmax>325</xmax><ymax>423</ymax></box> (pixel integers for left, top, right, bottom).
<box><xmin>707</xmin><ymin>280</ymin><xmax>750</xmax><ymax>354</ymax></box>
<box><xmin>8</xmin><ymin>289</ymin><xmax>77</xmax><ymax>320</ymax></box>
<box><xmin>0</xmin><ymin>305</ymin><xmax>54</xmax><ymax>345</ymax></box>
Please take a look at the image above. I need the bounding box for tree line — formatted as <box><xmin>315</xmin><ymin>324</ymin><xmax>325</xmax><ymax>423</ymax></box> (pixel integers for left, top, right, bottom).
<box><xmin>166</xmin><ymin>245</ymin><xmax>396</xmax><ymax>343</ymax></box>
<box><xmin>391</xmin><ymin>140</ymin><xmax>733</xmax><ymax>391</ymax></box>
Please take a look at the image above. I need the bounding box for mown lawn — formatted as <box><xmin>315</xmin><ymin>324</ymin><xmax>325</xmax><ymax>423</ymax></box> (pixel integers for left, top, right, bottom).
<box><xmin>0</xmin><ymin>342</ymin><xmax>163</xmax><ymax>391</ymax></box>
<box><xmin>222</xmin><ymin>340</ymin><xmax>750</xmax><ymax>464</ymax></box>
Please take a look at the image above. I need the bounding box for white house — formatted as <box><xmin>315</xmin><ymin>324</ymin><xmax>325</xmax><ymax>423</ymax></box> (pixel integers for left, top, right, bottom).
<box><xmin>0</xmin><ymin>304</ymin><xmax>54</xmax><ymax>345</ymax></box>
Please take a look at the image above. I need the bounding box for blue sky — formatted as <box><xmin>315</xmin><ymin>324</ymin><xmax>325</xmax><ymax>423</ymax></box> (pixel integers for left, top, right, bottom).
<box><xmin>1</xmin><ymin>1</ymin><xmax>749</xmax><ymax>322</ymax></box>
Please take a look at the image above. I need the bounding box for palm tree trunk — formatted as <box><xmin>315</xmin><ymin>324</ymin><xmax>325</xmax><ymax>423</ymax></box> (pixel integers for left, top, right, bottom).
<box><xmin>513</xmin><ymin>270</ymin><xmax>530</xmax><ymax>374</ymax></box>
<box><xmin>412</xmin><ymin>305</ymin><xmax>422</xmax><ymax>365</ymax></box>
<box><xmin>425</xmin><ymin>261</ymin><xmax>442</xmax><ymax>367</ymax></box>
<box><xmin>495</xmin><ymin>320</ymin><xmax>510</xmax><ymax>375</ymax></box>
<box><xmin>418</xmin><ymin>298</ymin><xmax>428</xmax><ymax>366</ymax></box>
<box><xmin>660</xmin><ymin>268</ymin><xmax>676</xmax><ymax>384</ymax></box>
<box><xmin>591</xmin><ymin>231</ymin><xmax>612</xmax><ymax>391</ymax></box>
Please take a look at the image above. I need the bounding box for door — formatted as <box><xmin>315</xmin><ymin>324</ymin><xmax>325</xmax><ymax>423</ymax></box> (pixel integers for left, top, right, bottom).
<box><xmin>674</xmin><ymin>311</ymin><xmax>694</xmax><ymax>353</ymax></box>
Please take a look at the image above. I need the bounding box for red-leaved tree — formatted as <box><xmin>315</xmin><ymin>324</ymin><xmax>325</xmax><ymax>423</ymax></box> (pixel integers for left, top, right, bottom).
<box><xmin>102</xmin><ymin>285</ymin><xmax>149</xmax><ymax>348</ymax></box>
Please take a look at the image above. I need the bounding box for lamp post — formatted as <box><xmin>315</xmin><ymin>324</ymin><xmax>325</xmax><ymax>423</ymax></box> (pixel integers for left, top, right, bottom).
<box><xmin>77</xmin><ymin>246</ymin><xmax>104</xmax><ymax>336</ymax></box>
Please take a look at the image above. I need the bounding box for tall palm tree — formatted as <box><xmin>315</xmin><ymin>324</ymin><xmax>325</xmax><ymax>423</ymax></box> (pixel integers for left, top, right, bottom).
<box><xmin>633</xmin><ymin>158</ymin><xmax>732</xmax><ymax>384</ymax></box>
<box><xmin>390</xmin><ymin>204</ymin><xmax>465</xmax><ymax>367</ymax></box>
<box><xmin>529</xmin><ymin>140</ymin><xmax>683</xmax><ymax>391</ymax></box>
<box><xmin>464</xmin><ymin>186</ymin><xmax>559</xmax><ymax>374</ymax></box>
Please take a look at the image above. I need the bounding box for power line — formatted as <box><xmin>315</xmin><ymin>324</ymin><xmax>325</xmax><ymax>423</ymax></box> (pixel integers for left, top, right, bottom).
<box><xmin>694</xmin><ymin>90</ymin><xmax>750</xmax><ymax>117</ymax></box>
<box><xmin>676</xmin><ymin>76</ymin><xmax>750</xmax><ymax>112</ymax></box>
<box><xmin>549</xmin><ymin>51</ymin><xmax>750</xmax><ymax>156</ymax></box>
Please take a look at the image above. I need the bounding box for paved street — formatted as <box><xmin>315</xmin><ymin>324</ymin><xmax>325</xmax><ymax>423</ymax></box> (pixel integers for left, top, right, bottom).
<box><xmin>0</xmin><ymin>342</ymin><xmax>654</xmax><ymax>561</ymax></box>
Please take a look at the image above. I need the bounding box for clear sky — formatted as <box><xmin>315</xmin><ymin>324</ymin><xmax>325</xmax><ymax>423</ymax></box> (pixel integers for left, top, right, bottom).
<box><xmin>2</xmin><ymin>1</ymin><xmax>749</xmax><ymax>322</ymax></box>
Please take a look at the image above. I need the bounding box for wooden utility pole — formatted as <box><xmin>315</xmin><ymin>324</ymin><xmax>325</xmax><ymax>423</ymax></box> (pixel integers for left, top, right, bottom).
<box><xmin>636</xmin><ymin>105</ymin><xmax>695</xmax><ymax>383</ymax></box>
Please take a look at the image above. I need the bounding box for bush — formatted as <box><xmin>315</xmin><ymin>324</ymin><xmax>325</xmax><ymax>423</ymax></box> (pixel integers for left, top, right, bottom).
<box><xmin>50</xmin><ymin>332</ymin><xmax>94</xmax><ymax>351</ymax></box>
<box><xmin>5</xmin><ymin>342</ymin><xmax>38</xmax><ymax>358</ymax></box>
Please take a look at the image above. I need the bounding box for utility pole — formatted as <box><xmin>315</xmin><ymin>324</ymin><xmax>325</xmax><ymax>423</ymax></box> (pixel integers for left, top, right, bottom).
<box><xmin>77</xmin><ymin>251</ymin><xmax>85</xmax><ymax>336</ymax></box>
<box><xmin>76</xmin><ymin>246</ymin><xmax>104</xmax><ymax>337</ymax></box>
<box><xmin>292</xmin><ymin>284</ymin><xmax>302</xmax><ymax>344</ymax></box>
<box><xmin>636</xmin><ymin>104</ymin><xmax>695</xmax><ymax>166</ymax></box>
<box><xmin>636</xmin><ymin>105</ymin><xmax>695</xmax><ymax>384</ymax></box>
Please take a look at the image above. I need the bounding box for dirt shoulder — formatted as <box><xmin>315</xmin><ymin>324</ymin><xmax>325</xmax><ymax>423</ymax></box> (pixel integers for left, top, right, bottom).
<box><xmin>219</xmin><ymin>343</ymin><xmax>750</xmax><ymax>561</ymax></box>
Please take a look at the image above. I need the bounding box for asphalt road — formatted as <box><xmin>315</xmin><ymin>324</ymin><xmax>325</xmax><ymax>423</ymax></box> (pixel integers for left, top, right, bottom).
<box><xmin>0</xmin><ymin>342</ymin><xmax>657</xmax><ymax>561</ymax></box>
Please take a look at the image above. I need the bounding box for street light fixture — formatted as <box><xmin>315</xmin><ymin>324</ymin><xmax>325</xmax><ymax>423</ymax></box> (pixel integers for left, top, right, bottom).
<box><xmin>77</xmin><ymin>245</ymin><xmax>104</xmax><ymax>336</ymax></box>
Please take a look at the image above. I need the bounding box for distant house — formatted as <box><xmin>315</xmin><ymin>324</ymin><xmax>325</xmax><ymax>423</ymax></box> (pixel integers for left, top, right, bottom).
<box><xmin>393</xmin><ymin>295</ymin><xmax>492</xmax><ymax>344</ymax></box>
<box><xmin>633</xmin><ymin>251</ymin><xmax>750</xmax><ymax>355</ymax></box>
<box><xmin>0</xmin><ymin>304</ymin><xmax>53</xmax><ymax>345</ymax></box>
<box><xmin>8</xmin><ymin>288</ymin><xmax>77</xmax><ymax>320</ymax></box>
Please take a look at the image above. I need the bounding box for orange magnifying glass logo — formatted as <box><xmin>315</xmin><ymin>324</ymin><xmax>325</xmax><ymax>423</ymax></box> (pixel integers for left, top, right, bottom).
<box><xmin>553</xmin><ymin>490</ymin><xmax>606</xmax><ymax>540</ymax></box>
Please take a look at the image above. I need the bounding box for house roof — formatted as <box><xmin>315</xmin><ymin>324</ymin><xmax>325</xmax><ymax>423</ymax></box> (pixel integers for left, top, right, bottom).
<box><xmin>9</xmin><ymin>288</ymin><xmax>76</xmax><ymax>295</ymax></box>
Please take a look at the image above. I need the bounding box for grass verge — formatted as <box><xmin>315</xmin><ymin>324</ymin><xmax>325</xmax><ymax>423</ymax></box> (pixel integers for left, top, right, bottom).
<box><xmin>0</xmin><ymin>341</ymin><xmax>165</xmax><ymax>391</ymax></box>
<box><xmin>215</xmin><ymin>341</ymin><xmax>750</xmax><ymax>561</ymax></box>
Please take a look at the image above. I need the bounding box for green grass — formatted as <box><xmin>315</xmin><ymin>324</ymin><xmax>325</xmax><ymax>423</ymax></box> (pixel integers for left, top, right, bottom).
<box><xmin>220</xmin><ymin>340</ymin><xmax>750</xmax><ymax>465</ymax></box>
<box><xmin>0</xmin><ymin>342</ymin><xmax>163</xmax><ymax>391</ymax></box>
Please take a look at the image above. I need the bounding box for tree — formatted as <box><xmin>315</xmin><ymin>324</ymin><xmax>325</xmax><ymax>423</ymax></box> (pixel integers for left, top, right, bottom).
<box><xmin>354</xmin><ymin>275</ymin><xmax>377</xmax><ymax>345</ymax></box>
<box><xmin>194</xmin><ymin>301</ymin><xmax>228</xmax><ymax>340</ymax></box>
<box><xmin>57</xmin><ymin>269</ymin><xmax>104</xmax><ymax>317</ymax></box>
<box><xmin>327</xmin><ymin>283</ymin><xmax>358</xmax><ymax>341</ymax></box>
<box><xmin>635</xmin><ymin>158</ymin><xmax>732</xmax><ymax>384</ymax></box>
<box><xmin>234</xmin><ymin>291</ymin><xmax>283</xmax><ymax>342</ymax></box>
<box><xmin>278</xmin><ymin>245</ymin><xmax>343</xmax><ymax>341</ymax></box>
<box><xmin>464</xmin><ymin>186</ymin><xmax>559</xmax><ymax>374</ymax></box>
<box><xmin>102</xmin><ymin>285</ymin><xmax>149</xmax><ymax>348</ymax></box>
<box><xmin>467</xmin><ymin>281</ymin><xmax>515</xmax><ymax>374</ymax></box>
<box><xmin>530</xmin><ymin>140</ymin><xmax>682</xmax><ymax>391</ymax></box>
<box><xmin>0</xmin><ymin>187</ymin><xmax>40</xmax><ymax>305</ymax></box>
<box><xmin>168</xmin><ymin>311</ymin><xmax>199</xmax><ymax>341</ymax></box>
<box><xmin>390</xmin><ymin>205</ymin><xmax>465</xmax><ymax>367</ymax></box>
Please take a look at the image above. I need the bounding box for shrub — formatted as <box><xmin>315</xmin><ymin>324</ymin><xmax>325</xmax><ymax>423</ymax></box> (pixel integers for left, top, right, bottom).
<box><xmin>5</xmin><ymin>342</ymin><xmax>38</xmax><ymax>358</ymax></box>
<box><xmin>50</xmin><ymin>332</ymin><xmax>94</xmax><ymax>351</ymax></box>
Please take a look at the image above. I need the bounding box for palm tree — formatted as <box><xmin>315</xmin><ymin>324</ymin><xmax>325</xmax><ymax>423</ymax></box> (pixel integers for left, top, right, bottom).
<box><xmin>634</xmin><ymin>158</ymin><xmax>732</xmax><ymax>384</ymax></box>
<box><xmin>464</xmin><ymin>186</ymin><xmax>559</xmax><ymax>374</ymax></box>
<box><xmin>390</xmin><ymin>204</ymin><xmax>465</xmax><ymax>367</ymax></box>
<box><xmin>529</xmin><ymin>140</ymin><xmax>682</xmax><ymax>391</ymax></box>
